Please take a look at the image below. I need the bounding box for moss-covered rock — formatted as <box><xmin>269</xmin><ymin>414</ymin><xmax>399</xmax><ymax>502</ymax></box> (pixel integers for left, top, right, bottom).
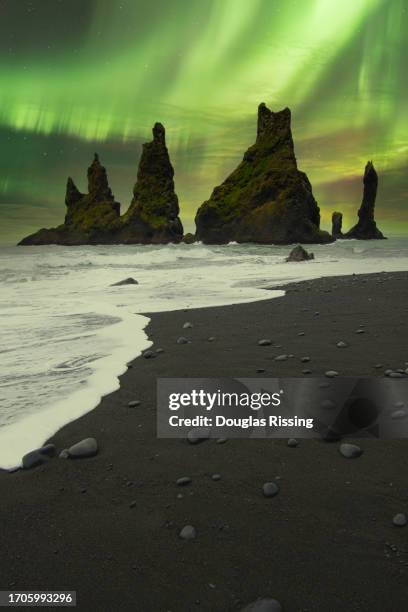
<box><xmin>20</xmin><ymin>154</ymin><xmax>122</xmax><ymax>245</ymax></box>
<box><xmin>19</xmin><ymin>125</ymin><xmax>183</xmax><ymax>246</ymax></box>
<box><xmin>118</xmin><ymin>123</ymin><xmax>183</xmax><ymax>243</ymax></box>
<box><xmin>195</xmin><ymin>103</ymin><xmax>333</xmax><ymax>245</ymax></box>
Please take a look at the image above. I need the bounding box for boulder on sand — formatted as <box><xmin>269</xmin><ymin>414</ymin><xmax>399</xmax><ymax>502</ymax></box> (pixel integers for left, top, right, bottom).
<box><xmin>22</xmin><ymin>444</ymin><xmax>56</xmax><ymax>470</ymax></box>
<box><xmin>241</xmin><ymin>598</ymin><xmax>282</xmax><ymax>612</ymax></box>
<box><xmin>286</xmin><ymin>245</ymin><xmax>314</xmax><ymax>262</ymax></box>
<box><xmin>67</xmin><ymin>438</ymin><xmax>98</xmax><ymax>458</ymax></box>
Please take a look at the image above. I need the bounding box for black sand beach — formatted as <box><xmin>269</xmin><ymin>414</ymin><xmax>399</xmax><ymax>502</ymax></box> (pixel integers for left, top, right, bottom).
<box><xmin>1</xmin><ymin>271</ymin><xmax>408</xmax><ymax>611</ymax></box>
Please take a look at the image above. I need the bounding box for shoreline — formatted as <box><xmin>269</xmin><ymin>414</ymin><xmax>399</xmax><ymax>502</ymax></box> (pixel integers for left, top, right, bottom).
<box><xmin>2</xmin><ymin>252</ymin><xmax>408</xmax><ymax>470</ymax></box>
<box><xmin>1</xmin><ymin>270</ymin><xmax>408</xmax><ymax>611</ymax></box>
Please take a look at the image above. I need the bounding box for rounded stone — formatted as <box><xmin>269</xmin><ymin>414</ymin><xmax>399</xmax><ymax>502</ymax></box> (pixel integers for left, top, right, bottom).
<box><xmin>325</xmin><ymin>370</ymin><xmax>339</xmax><ymax>378</ymax></box>
<box><xmin>67</xmin><ymin>437</ymin><xmax>98</xmax><ymax>459</ymax></box>
<box><xmin>22</xmin><ymin>450</ymin><xmax>49</xmax><ymax>470</ymax></box>
<box><xmin>183</xmin><ymin>322</ymin><xmax>193</xmax><ymax>329</ymax></box>
<box><xmin>258</xmin><ymin>339</ymin><xmax>272</xmax><ymax>346</ymax></box>
<box><xmin>391</xmin><ymin>410</ymin><xmax>407</xmax><ymax>420</ymax></box>
<box><xmin>287</xmin><ymin>438</ymin><xmax>299</xmax><ymax>448</ymax></box>
<box><xmin>22</xmin><ymin>444</ymin><xmax>56</xmax><ymax>469</ymax></box>
<box><xmin>241</xmin><ymin>597</ymin><xmax>282</xmax><ymax>612</ymax></box>
<box><xmin>339</xmin><ymin>443</ymin><xmax>363</xmax><ymax>459</ymax></box>
<box><xmin>262</xmin><ymin>482</ymin><xmax>280</xmax><ymax>498</ymax></box>
<box><xmin>36</xmin><ymin>444</ymin><xmax>55</xmax><ymax>457</ymax></box>
<box><xmin>392</xmin><ymin>513</ymin><xmax>407</xmax><ymax>527</ymax></box>
<box><xmin>176</xmin><ymin>336</ymin><xmax>189</xmax><ymax>345</ymax></box>
<box><xmin>336</xmin><ymin>341</ymin><xmax>348</xmax><ymax>348</ymax></box>
<box><xmin>128</xmin><ymin>400</ymin><xmax>141</xmax><ymax>408</ymax></box>
<box><xmin>179</xmin><ymin>525</ymin><xmax>196</xmax><ymax>540</ymax></box>
<box><xmin>176</xmin><ymin>477</ymin><xmax>192</xmax><ymax>486</ymax></box>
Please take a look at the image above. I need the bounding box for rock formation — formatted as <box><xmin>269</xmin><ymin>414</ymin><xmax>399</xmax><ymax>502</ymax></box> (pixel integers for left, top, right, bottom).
<box><xmin>195</xmin><ymin>103</ymin><xmax>333</xmax><ymax>245</ymax></box>
<box><xmin>118</xmin><ymin>123</ymin><xmax>183</xmax><ymax>243</ymax></box>
<box><xmin>182</xmin><ymin>233</ymin><xmax>196</xmax><ymax>244</ymax></box>
<box><xmin>19</xmin><ymin>124</ymin><xmax>183</xmax><ymax>245</ymax></box>
<box><xmin>110</xmin><ymin>277</ymin><xmax>138</xmax><ymax>286</ymax></box>
<box><xmin>344</xmin><ymin>161</ymin><xmax>385</xmax><ymax>240</ymax></box>
<box><xmin>20</xmin><ymin>155</ymin><xmax>122</xmax><ymax>245</ymax></box>
<box><xmin>286</xmin><ymin>244</ymin><xmax>314</xmax><ymax>262</ymax></box>
<box><xmin>331</xmin><ymin>212</ymin><xmax>343</xmax><ymax>238</ymax></box>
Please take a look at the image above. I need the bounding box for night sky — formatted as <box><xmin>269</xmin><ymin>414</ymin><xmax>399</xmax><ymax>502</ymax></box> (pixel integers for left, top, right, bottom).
<box><xmin>0</xmin><ymin>0</ymin><xmax>407</xmax><ymax>244</ymax></box>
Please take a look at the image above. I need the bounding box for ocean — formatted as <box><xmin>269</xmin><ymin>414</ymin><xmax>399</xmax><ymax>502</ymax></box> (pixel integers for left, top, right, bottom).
<box><xmin>1</xmin><ymin>238</ymin><xmax>407</xmax><ymax>469</ymax></box>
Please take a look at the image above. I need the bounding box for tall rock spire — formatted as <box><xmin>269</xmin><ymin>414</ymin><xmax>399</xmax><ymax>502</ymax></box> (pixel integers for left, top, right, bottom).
<box><xmin>344</xmin><ymin>162</ymin><xmax>385</xmax><ymax>239</ymax></box>
<box><xmin>120</xmin><ymin>122</ymin><xmax>183</xmax><ymax>243</ymax></box>
<box><xmin>195</xmin><ymin>103</ymin><xmax>332</xmax><ymax>244</ymax></box>
<box><xmin>65</xmin><ymin>177</ymin><xmax>83</xmax><ymax>208</ymax></box>
<box><xmin>87</xmin><ymin>153</ymin><xmax>114</xmax><ymax>202</ymax></box>
<box><xmin>331</xmin><ymin>212</ymin><xmax>343</xmax><ymax>239</ymax></box>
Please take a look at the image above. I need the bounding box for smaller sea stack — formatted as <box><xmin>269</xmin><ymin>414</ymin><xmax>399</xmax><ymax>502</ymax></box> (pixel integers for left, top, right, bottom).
<box><xmin>344</xmin><ymin>162</ymin><xmax>385</xmax><ymax>240</ymax></box>
<box><xmin>331</xmin><ymin>212</ymin><xmax>343</xmax><ymax>238</ymax></box>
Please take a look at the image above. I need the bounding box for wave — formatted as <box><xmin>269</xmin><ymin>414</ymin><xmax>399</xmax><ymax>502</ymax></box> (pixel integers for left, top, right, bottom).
<box><xmin>0</xmin><ymin>238</ymin><xmax>407</xmax><ymax>469</ymax></box>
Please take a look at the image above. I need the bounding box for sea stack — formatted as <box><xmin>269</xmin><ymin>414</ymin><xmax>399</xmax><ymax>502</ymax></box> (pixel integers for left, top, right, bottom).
<box><xmin>19</xmin><ymin>123</ymin><xmax>183</xmax><ymax>245</ymax></box>
<box><xmin>19</xmin><ymin>154</ymin><xmax>121</xmax><ymax>245</ymax></box>
<box><xmin>194</xmin><ymin>103</ymin><xmax>333</xmax><ymax>245</ymax></box>
<box><xmin>119</xmin><ymin>122</ymin><xmax>183</xmax><ymax>243</ymax></box>
<box><xmin>344</xmin><ymin>161</ymin><xmax>385</xmax><ymax>240</ymax></box>
<box><xmin>331</xmin><ymin>212</ymin><xmax>343</xmax><ymax>238</ymax></box>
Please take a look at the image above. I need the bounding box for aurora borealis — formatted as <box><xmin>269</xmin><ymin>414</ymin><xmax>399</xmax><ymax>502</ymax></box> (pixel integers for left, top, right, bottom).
<box><xmin>0</xmin><ymin>0</ymin><xmax>407</xmax><ymax>243</ymax></box>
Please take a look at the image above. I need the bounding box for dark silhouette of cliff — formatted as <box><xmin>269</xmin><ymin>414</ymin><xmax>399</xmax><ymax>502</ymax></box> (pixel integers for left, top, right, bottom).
<box><xmin>344</xmin><ymin>162</ymin><xmax>385</xmax><ymax>240</ymax></box>
<box><xmin>19</xmin><ymin>124</ymin><xmax>183</xmax><ymax>245</ymax></box>
<box><xmin>195</xmin><ymin>103</ymin><xmax>333</xmax><ymax>245</ymax></box>
<box><xmin>331</xmin><ymin>212</ymin><xmax>343</xmax><ymax>239</ymax></box>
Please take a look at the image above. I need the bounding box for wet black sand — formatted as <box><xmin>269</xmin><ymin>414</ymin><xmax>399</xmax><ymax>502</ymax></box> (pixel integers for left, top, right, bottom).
<box><xmin>1</xmin><ymin>271</ymin><xmax>408</xmax><ymax>611</ymax></box>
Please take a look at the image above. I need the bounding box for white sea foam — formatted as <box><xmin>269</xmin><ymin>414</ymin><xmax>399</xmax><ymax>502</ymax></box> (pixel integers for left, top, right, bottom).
<box><xmin>0</xmin><ymin>238</ymin><xmax>407</xmax><ymax>469</ymax></box>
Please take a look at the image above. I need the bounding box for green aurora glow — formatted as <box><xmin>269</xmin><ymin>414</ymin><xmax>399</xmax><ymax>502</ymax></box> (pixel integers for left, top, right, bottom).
<box><xmin>0</xmin><ymin>0</ymin><xmax>407</xmax><ymax>243</ymax></box>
